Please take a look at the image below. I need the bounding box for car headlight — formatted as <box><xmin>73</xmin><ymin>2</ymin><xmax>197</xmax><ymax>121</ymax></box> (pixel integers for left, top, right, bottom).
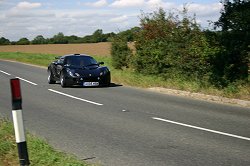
<box><xmin>100</xmin><ymin>68</ymin><xmax>109</xmax><ymax>76</ymax></box>
<box><xmin>66</xmin><ymin>68</ymin><xmax>80</xmax><ymax>77</ymax></box>
<box><xmin>75</xmin><ymin>73</ymin><xmax>80</xmax><ymax>77</ymax></box>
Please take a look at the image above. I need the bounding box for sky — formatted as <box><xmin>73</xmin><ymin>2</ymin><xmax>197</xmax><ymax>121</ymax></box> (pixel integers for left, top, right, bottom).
<box><xmin>0</xmin><ymin>0</ymin><xmax>223</xmax><ymax>41</ymax></box>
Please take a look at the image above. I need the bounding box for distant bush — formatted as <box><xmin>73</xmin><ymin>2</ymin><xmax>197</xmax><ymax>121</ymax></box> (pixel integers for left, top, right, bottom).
<box><xmin>32</xmin><ymin>35</ymin><xmax>48</xmax><ymax>44</ymax></box>
<box><xmin>111</xmin><ymin>36</ymin><xmax>132</xmax><ymax>69</ymax></box>
<box><xmin>0</xmin><ymin>37</ymin><xmax>10</xmax><ymax>45</ymax></box>
<box><xmin>16</xmin><ymin>38</ymin><xmax>30</xmax><ymax>45</ymax></box>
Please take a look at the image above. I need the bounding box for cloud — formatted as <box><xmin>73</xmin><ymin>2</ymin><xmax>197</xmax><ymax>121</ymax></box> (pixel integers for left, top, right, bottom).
<box><xmin>146</xmin><ymin>0</ymin><xmax>166</xmax><ymax>7</ymax></box>
<box><xmin>110</xmin><ymin>0</ymin><xmax>145</xmax><ymax>8</ymax></box>
<box><xmin>84</xmin><ymin>0</ymin><xmax>108</xmax><ymax>8</ymax></box>
<box><xmin>183</xmin><ymin>3</ymin><xmax>223</xmax><ymax>17</ymax></box>
<box><xmin>15</xmin><ymin>1</ymin><xmax>41</xmax><ymax>10</ymax></box>
<box><xmin>109</xmin><ymin>15</ymin><xmax>128</xmax><ymax>23</ymax></box>
<box><xmin>26</xmin><ymin>25</ymin><xmax>53</xmax><ymax>32</ymax></box>
<box><xmin>146</xmin><ymin>0</ymin><xmax>176</xmax><ymax>10</ymax></box>
<box><xmin>6</xmin><ymin>10</ymin><xmax>54</xmax><ymax>18</ymax></box>
<box><xmin>180</xmin><ymin>2</ymin><xmax>222</xmax><ymax>27</ymax></box>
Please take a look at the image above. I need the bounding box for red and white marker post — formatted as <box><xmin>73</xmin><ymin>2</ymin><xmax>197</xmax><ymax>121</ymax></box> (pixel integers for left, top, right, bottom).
<box><xmin>10</xmin><ymin>78</ymin><xmax>30</xmax><ymax>166</ymax></box>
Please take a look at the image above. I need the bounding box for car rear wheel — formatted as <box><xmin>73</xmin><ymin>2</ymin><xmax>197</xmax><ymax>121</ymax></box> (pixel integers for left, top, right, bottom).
<box><xmin>48</xmin><ymin>70</ymin><xmax>56</xmax><ymax>84</ymax></box>
<box><xmin>60</xmin><ymin>73</ymin><xmax>67</xmax><ymax>88</ymax></box>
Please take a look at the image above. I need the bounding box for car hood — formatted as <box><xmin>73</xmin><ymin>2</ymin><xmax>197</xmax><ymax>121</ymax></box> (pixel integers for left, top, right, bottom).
<box><xmin>67</xmin><ymin>66</ymin><xmax>104</xmax><ymax>77</ymax></box>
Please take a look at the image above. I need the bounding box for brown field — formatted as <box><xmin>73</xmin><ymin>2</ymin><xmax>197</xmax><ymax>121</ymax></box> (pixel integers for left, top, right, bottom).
<box><xmin>0</xmin><ymin>42</ymin><xmax>111</xmax><ymax>56</ymax></box>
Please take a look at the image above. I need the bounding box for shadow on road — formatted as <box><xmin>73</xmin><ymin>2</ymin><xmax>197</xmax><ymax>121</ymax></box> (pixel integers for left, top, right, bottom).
<box><xmin>57</xmin><ymin>82</ymin><xmax>123</xmax><ymax>89</ymax></box>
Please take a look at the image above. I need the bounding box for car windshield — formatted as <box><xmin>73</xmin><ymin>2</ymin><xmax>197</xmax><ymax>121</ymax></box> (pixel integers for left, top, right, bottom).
<box><xmin>64</xmin><ymin>56</ymin><xmax>98</xmax><ymax>67</ymax></box>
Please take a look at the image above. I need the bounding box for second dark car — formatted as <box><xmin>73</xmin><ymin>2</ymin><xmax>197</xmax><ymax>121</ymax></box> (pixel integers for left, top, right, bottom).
<box><xmin>47</xmin><ymin>54</ymin><xmax>111</xmax><ymax>87</ymax></box>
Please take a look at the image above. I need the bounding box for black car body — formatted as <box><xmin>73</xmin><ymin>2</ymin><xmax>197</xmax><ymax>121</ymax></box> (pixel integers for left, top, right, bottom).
<box><xmin>47</xmin><ymin>54</ymin><xmax>111</xmax><ymax>87</ymax></box>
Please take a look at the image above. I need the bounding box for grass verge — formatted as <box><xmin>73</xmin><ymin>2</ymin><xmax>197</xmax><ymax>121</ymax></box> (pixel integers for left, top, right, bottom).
<box><xmin>0</xmin><ymin>52</ymin><xmax>249</xmax><ymax>100</ymax></box>
<box><xmin>0</xmin><ymin>118</ymin><xmax>92</xmax><ymax>166</ymax></box>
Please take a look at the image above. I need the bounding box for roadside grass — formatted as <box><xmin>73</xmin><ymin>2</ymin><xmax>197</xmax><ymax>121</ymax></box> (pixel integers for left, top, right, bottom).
<box><xmin>0</xmin><ymin>118</ymin><xmax>92</xmax><ymax>166</ymax></box>
<box><xmin>0</xmin><ymin>52</ymin><xmax>249</xmax><ymax>100</ymax></box>
<box><xmin>0</xmin><ymin>52</ymin><xmax>55</xmax><ymax>67</ymax></box>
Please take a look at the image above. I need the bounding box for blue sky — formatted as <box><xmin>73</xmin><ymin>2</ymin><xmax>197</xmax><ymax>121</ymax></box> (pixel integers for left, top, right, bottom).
<box><xmin>0</xmin><ymin>0</ymin><xmax>223</xmax><ymax>41</ymax></box>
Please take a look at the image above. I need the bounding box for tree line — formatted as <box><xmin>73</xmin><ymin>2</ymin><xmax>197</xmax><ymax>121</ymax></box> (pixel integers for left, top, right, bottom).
<box><xmin>111</xmin><ymin>0</ymin><xmax>249</xmax><ymax>89</ymax></box>
<box><xmin>0</xmin><ymin>29</ymin><xmax>116</xmax><ymax>45</ymax></box>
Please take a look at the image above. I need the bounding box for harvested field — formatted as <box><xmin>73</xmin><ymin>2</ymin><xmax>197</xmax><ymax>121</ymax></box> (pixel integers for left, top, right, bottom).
<box><xmin>0</xmin><ymin>42</ymin><xmax>111</xmax><ymax>56</ymax></box>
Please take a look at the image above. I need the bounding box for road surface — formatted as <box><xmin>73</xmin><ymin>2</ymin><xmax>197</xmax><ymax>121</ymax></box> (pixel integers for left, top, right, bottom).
<box><xmin>1</xmin><ymin>60</ymin><xmax>250</xmax><ymax>166</ymax></box>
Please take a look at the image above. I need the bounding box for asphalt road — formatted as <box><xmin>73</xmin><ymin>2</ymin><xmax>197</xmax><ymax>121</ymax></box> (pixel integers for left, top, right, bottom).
<box><xmin>1</xmin><ymin>60</ymin><xmax>250</xmax><ymax>166</ymax></box>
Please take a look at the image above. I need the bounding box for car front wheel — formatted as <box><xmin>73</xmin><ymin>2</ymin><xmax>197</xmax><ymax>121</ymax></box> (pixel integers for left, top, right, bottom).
<box><xmin>48</xmin><ymin>70</ymin><xmax>56</xmax><ymax>84</ymax></box>
<box><xmin>60</xmin><ymin>73</ymin><xmax>67</xmax><ymax>88</ymax></box>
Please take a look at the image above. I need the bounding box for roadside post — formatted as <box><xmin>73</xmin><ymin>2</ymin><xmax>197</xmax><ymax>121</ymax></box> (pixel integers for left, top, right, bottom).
<box><xmin>10</xmin><ymin>78</ymin><xmax>30</xmax><ymax>166</ymax></box>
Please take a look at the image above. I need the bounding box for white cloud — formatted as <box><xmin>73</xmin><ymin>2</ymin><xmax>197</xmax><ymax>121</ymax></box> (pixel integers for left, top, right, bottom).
<box><xmin>146</xmin><ymin>0</ymin><xmax>176</xmax><ymax>10</ymax></box>
<box><xmin>26</xmin><ymin>25</ymin><xmax>53</xmax><ymax>32</ymax></box>
<box><xmin>184</xmin><ymin>3</ymin><xmax>223</xmax><ymax>17</ymax></box>
<box><xmin>0</xmin><ymin>0</ymin><xmax>6</xmax><ymax>5</ymax></box>
<box><xmin>84</xmin><ymin>0</ymin><xmax>108</xmax><ymax>8</ymax></box>
<box><xmin>146</xmin><ymin>0</ymin><xmax>165</xmax><ymax>7</ymax></box>
<box><xmin>109</xmin><ymin>15</ymin><xmax>128</xmax><ymax>23</ymax></box>
<box><xmin>15</xmin><ymin>1</ymin><xmax>41</xmax><ymax>10</ymax></box>
<box><xmin>6</xmin><ymin>10</ymin><xmax>54</xmax><ymax>18</ymax></box>
<box><xmin>110</xmin><ymin>0</ymin><xmax>145</xmax><ymax>8</ymax></box>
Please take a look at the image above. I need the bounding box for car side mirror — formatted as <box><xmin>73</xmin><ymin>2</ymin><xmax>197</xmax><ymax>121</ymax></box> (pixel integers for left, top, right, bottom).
<box><xmin>98</xmin><ymin>62</ymin><xmax>104</xmax><ymax>65</ymax></box>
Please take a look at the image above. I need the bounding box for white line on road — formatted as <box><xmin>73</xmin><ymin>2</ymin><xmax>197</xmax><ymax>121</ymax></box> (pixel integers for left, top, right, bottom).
<box><xmin>48</xmin><ymin>89</ymin><xmax>103</xmax><ymax>106</ymax></box>
<box><xmin>0</xmin><ymin>70</ymin><xmax>11</xmax><ymax>75</ymax></box>
<box><xmin>16</xmin><ymin>77</ymin><xmax>38</xmax><ymax>86</ymax></box>
<box><xmin>152</xmin><ymin>117</ymin><xmax>250</xmax><ymax>141</ymax></box>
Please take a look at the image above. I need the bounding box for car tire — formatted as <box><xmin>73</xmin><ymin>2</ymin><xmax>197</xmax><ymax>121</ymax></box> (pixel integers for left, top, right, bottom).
<box><xmin>103</xmin><ymin>78</ymin><xmax>111</xmax><ymax>87</ymax></box>
<box><xmin>60</xmin><ymin>73</ymin><xmax>67</xmax><ymax>88</ymax></box>
<box><xmin>48</xmin><ymin>70</ymin><xmax>56</xmax><ymax>84</ymax></box>
<box><xmin>105</xmin><ymin>74</ymin><xmax>111</xmax><ymax>87</ymax></box>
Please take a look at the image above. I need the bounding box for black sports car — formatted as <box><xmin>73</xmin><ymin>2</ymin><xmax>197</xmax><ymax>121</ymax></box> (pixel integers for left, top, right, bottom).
<box><xmin>47</xmin><ymin>54</ymin><xmax>111</xmax><ymax>87</ymax></box>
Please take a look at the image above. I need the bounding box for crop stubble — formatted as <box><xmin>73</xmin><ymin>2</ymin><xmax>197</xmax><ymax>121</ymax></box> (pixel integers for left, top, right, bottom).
<box><xmin>0</xmin><ymin>42</ymin><xmax>111</xmax><ymax>56</ymax></box>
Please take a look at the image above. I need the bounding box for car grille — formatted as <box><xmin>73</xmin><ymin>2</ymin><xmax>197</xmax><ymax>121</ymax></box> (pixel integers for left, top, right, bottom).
<box><xmin>81</xmin><ymin>76</ymin><xmax>100</xmax><ymax>82</ymax></box>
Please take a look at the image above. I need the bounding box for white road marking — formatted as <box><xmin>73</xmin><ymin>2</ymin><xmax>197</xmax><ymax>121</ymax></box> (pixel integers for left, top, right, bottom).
<box><xmin>16</xmin><ymin>77</ymin><xmax>38</xmax><ymax>86</ymax></box>
<box><xmin>48</xmin><ymin>89</ymin><xmax>103</xmax><ymax>106</ymax></box>
<box><xmin>152</xmin><ymin>117</ymin><xmax>250</xmax><ymax>141</ymax></box>
<box><xmin>0</xmin><ymin>70</ymin><xmax>11</xmax><ymax>75</ymax></box>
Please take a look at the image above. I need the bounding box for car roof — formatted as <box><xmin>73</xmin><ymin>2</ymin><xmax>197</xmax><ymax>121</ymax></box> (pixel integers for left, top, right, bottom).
<box><xmin>61</xmin><ymin>54</ymin><xmax>92</xmax><ymax>58</ymax></box>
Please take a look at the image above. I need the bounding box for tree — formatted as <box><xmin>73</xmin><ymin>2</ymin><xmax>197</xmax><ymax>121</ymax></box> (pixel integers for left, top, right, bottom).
<box><xmin>132</xmin><ymin>8</ymin><xmax>215</xmax><ymax>81</ymax></box>
<box><xmin>31</xmin><ymin>35</ymin><xmax>47</xmax><ymax>44</ymax></box>
<box><xmin>92</xmin><ymin>29</ymin><xmax>105</xmax><ymax>43</ymax></box>
<box><xmin>0</xmin><ymin>37</ymin><xmax>10</xmax><ymax>45</ymax></box>
<box><xmin>117</xmin><ymin>27</ymin><xmax>141</xmax><ymax>42</ymax></box>
<box><xmin>66</xmin><ymin>35</ymin><xmax>83</xmax><ymax>43</ymax></box>
<box><xmin>81</xmin><ymin>29</ymin><xmax>112</xmax><ymax>43</ymax></box>
<box><xmin>213</xmin><ymin>0</ymin><xmax>250</xmax><ymax>83</ymax></box>
<box><xmin>82</xmin><ymin>35</ymin><xmax>92</xmax><ymax>43</ymax></box>
<box><xmin>111</xmin><ymin>36</ymin><xmax>132</xmax><ymax>69</ymax></box>
<box><xmin>50</xmin><ymin>32</ymin><xmax>68</xmax><ymax>44</ymax></box>
<box><xmin>102</xmin><ymin>32</ymin><xmax>116</xmax><ymax>42</ymax></box>
<box><xmin>16</xmin><ymin>38</ymin><xmax>30</xmax><ymax>45</ymax></box>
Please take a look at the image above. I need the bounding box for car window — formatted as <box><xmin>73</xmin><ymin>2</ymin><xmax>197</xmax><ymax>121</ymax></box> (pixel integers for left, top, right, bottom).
<box><xmin>58</xmin><ymin>58</ymin><xmax>64</xmax><ymax>64</ymax></box>
<box><xmin>64</xmin><ymin>56</ymin><xmax>97</xmax><ymax>67</ymax></box>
